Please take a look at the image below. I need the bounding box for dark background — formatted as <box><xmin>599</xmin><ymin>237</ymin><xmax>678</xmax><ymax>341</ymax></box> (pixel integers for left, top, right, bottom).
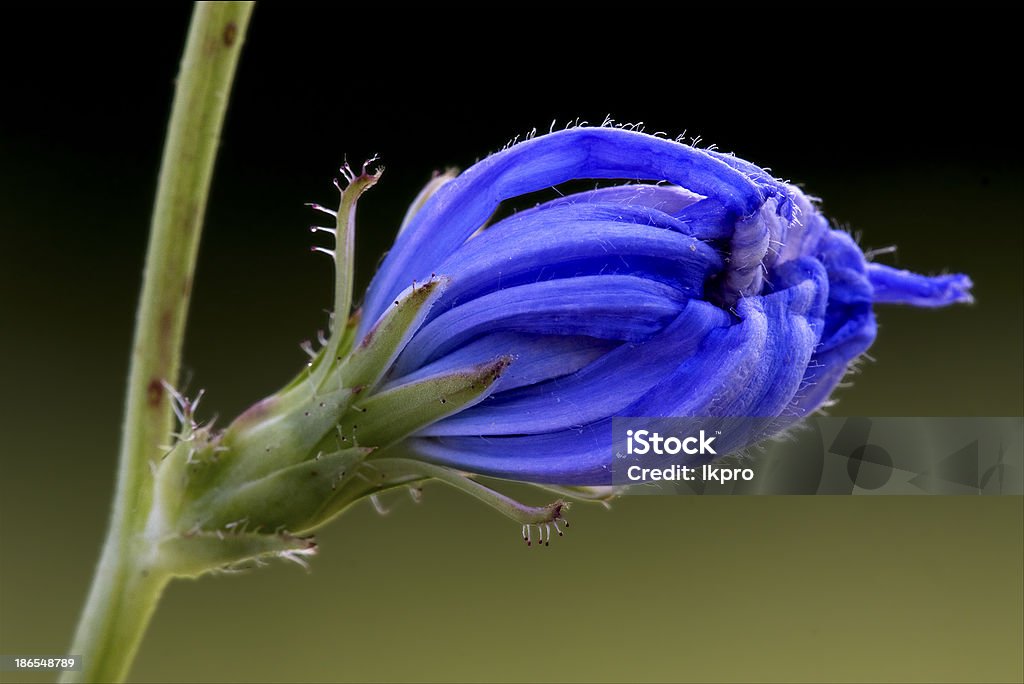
<box><xmin>2</xmin><ymin>7</ymin><xmax>1022</xmax><ymax>682</ymax></box>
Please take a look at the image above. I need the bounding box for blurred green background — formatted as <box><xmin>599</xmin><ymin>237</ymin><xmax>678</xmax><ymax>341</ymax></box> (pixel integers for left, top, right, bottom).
<box><xmin>2</xmin><ymin>7</ymin><xmax>1022</xmax><ymax>683</ymax></box>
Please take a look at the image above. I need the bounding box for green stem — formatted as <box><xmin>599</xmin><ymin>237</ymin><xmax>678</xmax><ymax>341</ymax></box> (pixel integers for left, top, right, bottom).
<box><xmin>64</xmin><ymin>4</ymin><xmax>253</xmax><ymax>682</ymax></box>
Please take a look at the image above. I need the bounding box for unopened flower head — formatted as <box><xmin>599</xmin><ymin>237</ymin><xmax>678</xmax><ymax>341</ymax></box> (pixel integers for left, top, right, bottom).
<box><xmin>360</xmin><ymin>127</ymin><xmax>972</xmax><ymax>484</ymax></box>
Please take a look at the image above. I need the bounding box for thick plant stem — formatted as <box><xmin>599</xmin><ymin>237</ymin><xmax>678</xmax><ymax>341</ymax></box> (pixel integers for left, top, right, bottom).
<box><xmin>64</xmin><ymin>3</ymin><xmax>253</xmax><ymax>682</ymax></box>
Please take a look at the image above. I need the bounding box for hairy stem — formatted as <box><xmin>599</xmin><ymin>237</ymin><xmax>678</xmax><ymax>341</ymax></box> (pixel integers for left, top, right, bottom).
<box><xmin>64</xmin><ymin>4</ymin><xmax>253</xmax><ymax>682</ymax></box>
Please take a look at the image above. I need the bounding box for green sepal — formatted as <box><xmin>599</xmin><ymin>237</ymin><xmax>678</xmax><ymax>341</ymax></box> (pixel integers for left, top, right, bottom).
<box><xmin>336</xmin><ymin>356</ymin><xmax>512</xmax><ymax>449</ymax></box>
<box><xmin>279</xmin><ymin>308</ymin><xmax>363</xmax><ymax>395</ymax></box>
<box><xmin>182</xmin><ymin>446</ymin><xmax>372</xmax><ymax>534</ymax></box>
<box><xmin>359</xmin><ymin>457</ymin><xmax>568</xmax><ymax>525</ymax></box>
<box><xmin>537</xmin><ymin>484</ymin><xmax>619</xmax><ymax>504</ymax></box>
<box><xmin>334</xmin><ymin>276</ymin><xmax>449</xmax><ymax>393</ymax></box>
<box><xmin>218</xmin><ymin>385</ymin><xmax>356</xmax><ymax>485</ymax></box>
<box><xmin>311</xmin><ymin>462</ymin><xmax>428</xmax><ymax>526</ymax></box>
<box><xmin>156</xmin><ymin>530</ymin><xmax>317</xmax><ymax>579</ymax></box>
<box><xmin>313</xmin><ymin>168</ymin><xmax>381</xmax><ymax>390</ymax></box>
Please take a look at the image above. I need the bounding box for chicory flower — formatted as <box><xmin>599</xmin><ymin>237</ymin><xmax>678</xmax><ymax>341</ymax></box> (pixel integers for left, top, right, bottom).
<box><xmin>151</xmin><ymin>126</ymin><xmax>971</xmax><ymax>569</ymax></box>
<box><xmin>362</xmin><ymin>127</ymin><xmax>972</xmax><ymax>485</ymax></box>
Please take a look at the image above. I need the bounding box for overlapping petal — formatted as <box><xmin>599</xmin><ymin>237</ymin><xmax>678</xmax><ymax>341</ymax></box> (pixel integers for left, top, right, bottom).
<box><xmin>392</xmin><ymin>275</ymin><xmax>688</xmax><ymax>375</ymax></box>
<box><xmin>418</xmin><ymin>299</ymin><xmax>731</xmax><ymax>436</ymax></box>
<box><xmin>358</xmin><ymin>128</ymin><xmax>779</xmax><ymax>333</ymax></box>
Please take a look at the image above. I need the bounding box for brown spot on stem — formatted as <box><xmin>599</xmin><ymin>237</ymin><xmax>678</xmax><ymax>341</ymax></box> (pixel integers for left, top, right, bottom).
<box><xmin>147</xmin><ymin>378</ymin><xmax>163</xmax><ymax>407</ymax></box>
<box><xmin>223</xmin><ymin>22</ymin><xmax>238</xmax><ymax>46</ymax></box>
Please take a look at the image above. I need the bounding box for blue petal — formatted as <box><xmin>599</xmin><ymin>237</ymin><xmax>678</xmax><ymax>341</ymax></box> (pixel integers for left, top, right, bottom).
<box><xmin>383</xmin><ymin>332</ymin><xmax>616</xmax><ymax>393</ymax></box>
<box><xmin>779</xmin><ymin>193</ymin><xmax>829</xmax><ymax>263</ymax></box>
<box><xmin>867</xmin><ymin>263</ymin><xmax>974</xmax><ymax>306</ymax></box>
<box><xmin>535</xmin><ymin>183</ymin><xmax>705</xmax><ymax>216</ymax></box>
<box><xmin>427</xmin><ymin>207</ymin><xmax>723</xmax><ymax>320</ymax></box>
<box><xmin>487</xmin><ymin>195</ymin><xmax>695</xmax><ymax>233</ymax></box>
<box><xmin>618</xmin><ymin>303</ymin><xmax>767</xmax><ymax>418</ymax></box>
<box><xmin>813</xmin><ymin>231</ymin><xmax>877</xmax><ymax>359</ymax></box>
<box><xmin>705</xmin><ymin>150</ymin><xmax>800</xmax><ymax>222</ymax></box>
<box><xmin>418</xmin><ymin>300</ymin><xmax>731</xmax><ymax>436</ymax></box>
<box><xmin>359</xmin><ymin>128</ymin><xmax>764</xmax><ymax>334</ymax></box>
<box><xmin>404</xmin><ymin>426</ymin><xmax>614</xmax><ymax>485</ymax></box>
<box><xmin>673</xmin><ymin>199</ymin><xmax>742</xmax><ymax>240</ymax></box>
<box><xmin>391</xmin><ymin>275</ymin><xmax>689</xmax><ymax>376</ymax></box>
<box><xmin>749</xmin><ymin>259</ymin><xmax>830</xmax><ymax>419</ymax></box>
<box><xmin>789</xmin><ymin>232</ymin><xmax>878</xmax><ymax>414</ymax></box>
<box><xmin>626</xmin><ymin>262</ymin><xmax>825</xmax><ymax>420</ymax></box>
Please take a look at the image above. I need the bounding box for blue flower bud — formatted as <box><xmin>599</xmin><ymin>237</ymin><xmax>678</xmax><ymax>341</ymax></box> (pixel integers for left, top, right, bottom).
<box><xmin>355</xmin><ymin>127</ymin><xmax>972</xmax><ymax>485</ymax></box>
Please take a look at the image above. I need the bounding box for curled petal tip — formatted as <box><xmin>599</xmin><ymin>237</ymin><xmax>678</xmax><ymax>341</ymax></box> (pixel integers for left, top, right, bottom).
<box><xmin>867</xmin><ymin>263</ymin><xmax>974</xmax><ymax>307</ymax></box>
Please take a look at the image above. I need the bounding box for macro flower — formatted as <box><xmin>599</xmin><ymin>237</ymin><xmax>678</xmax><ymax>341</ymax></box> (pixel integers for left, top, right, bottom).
<box><xmin>151</xmin><ymin>125</ymin><xmax>971</xmax><ymax>568</ymax></box>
